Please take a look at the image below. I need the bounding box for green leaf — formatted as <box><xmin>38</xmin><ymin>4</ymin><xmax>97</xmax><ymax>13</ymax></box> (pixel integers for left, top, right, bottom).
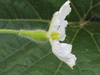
<box><xmin>0</xmin><ymin>0</ymin><xmax>100</xmax><ymax>75</ymax></box>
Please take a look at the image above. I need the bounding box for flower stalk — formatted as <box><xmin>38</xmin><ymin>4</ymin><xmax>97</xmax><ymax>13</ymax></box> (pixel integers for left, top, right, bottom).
<box><xmin>0</xmin><ymin>29</ymin><xmax>19</xmax><ymax>34</ymax></box>
<box><xmin>0</xmin><ymin>29</ymin><xmax>48</xmax><ymax>42</ymax></box>
<box><xmin>0</xmin><ymin>0</ymin><xmax>77</xmax><ymax>69</ymax></box>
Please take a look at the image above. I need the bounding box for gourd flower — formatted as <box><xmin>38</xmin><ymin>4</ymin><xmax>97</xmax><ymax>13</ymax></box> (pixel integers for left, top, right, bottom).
<box><xmin>47</xmin><ymin>1</ymin><xmax>77</xmax><ymax>68</ymax></box>
<box><xmin>0</xmin><ymin>0</ymin><xmax>77</xmax><ymax>69</ymax></box>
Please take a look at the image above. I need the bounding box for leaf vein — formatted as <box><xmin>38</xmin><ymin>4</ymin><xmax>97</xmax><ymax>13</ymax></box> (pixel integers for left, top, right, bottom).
<box><xmin>0</xmin><ymin>19</ymin><xmax>50</xmax><ymax>22</ymax></box>
<box><xmin>70</xmin><ymin>0</ymin><xmax>81</xmax><ymax>20</ymax></box>
<box><xmin>82</xmin><ymin>0</ymin><xmax>93</xmax><ymax>20</ymax></box>
<box><xmin>21</xmin><ymin>52</ymin><xmax>52</xmax><ymax>75</ymax></box>
<box><xmin>25</xmin><ymin>0</ymin><xmax>42</xmax><ymax>19</ymax></box>
<box><xmin>71</xmin><ymin>28</ymin><xmax>81</xmax><ymax>44</ymax></box>
<box><xmin>0</xmin><ymin>41</ymin><xmax>31</xmax><ymax>62</ymax></box>
<box><xmin>3</xmin><ymin>20</ymin><xmax>10</xmax><ymax>29</ymax></box>
<box><xmin>76</xmin><ymin>64</ymin><xmax>82</xmax><ymax>75</ymax></box>
<box><xmin>83</xmin><ymin>27</ymin><xmax>100</xmax><ymax>53</ymax></box>
<box><xmin>54</xmin><ymin>61</ymin><xmax>63</xmax><ymax>75</ymax></box>
<box><xmin>92</xmin><ymin>2</ymin><xmax>100</xmax><ymax>8</ymax></box>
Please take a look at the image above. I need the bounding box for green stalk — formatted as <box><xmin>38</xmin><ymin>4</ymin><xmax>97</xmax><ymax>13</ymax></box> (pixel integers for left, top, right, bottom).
<box><xmin>0</xmin><ymin>29</ymin><xmax>49</xmax><ymax>42</ymax></box>
<box><xmin>0</xmin><ymin>29</ymin><xmax>20</xmax><ymax>34</ymax></box>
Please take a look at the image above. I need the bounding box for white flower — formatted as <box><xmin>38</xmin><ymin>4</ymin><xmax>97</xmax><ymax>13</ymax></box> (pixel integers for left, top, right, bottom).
<box><xmin>47</xmin><ymin>1</ymin><xmax>77</xmax><ymax>68</ymax></box>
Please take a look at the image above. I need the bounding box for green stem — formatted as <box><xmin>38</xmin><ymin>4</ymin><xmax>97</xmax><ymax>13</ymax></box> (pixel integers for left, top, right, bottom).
<box><xmin>0</xmin><ymin>29</ymin><xmax>20</xmax><ymax>34</ymax></box>
<box><xmin>0</xmin><ymin>29</ymin><xmax>49</xmax><ymax>42</ymax></box>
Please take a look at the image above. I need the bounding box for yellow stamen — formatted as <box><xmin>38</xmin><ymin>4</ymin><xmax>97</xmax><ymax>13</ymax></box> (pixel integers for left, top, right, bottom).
<box><xmin>50</xmin><ymin>32</ymin><xmax>59</xmax><ymax>40</ymax></box>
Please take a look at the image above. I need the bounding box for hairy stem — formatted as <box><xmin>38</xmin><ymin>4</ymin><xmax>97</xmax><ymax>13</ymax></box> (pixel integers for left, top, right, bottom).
<box><xmin>0</xmin><ymin>29</ymin><xmax>20</xmax><ymax>34</ymax></box>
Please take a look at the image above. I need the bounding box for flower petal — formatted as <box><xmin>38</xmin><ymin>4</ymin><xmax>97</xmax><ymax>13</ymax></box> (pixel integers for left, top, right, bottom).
<box><xmin>53</xmin><ymin>41</ymin><xmax>72</xmax><ymax>56</ymax></box>
<box><xmin>58</xmin><ymin>1</ymin><xmax>71</xmax><ymax>24</ymax></box>
<box><xmin>57</xmin><ymin>20</ymin><xmax>68</xmax><ymax>41</ymax></box>
<box><xmin>47</xmin><ymin>12</ymin><xmax>60</xmax><ymax>36</ymax></box>
<box><xmin>48</xmin><ymin>1</ymin><xmax>71</xmax><ymax>37</ymax></box>
<box><xmin>52</xmin><ymin>41</ymin><xmax>77</xmax><ymax>68</ymax></box>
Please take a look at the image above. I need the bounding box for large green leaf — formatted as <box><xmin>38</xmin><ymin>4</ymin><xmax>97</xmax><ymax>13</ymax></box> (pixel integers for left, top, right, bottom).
<box><xmin>0</xmin><ymin>0</ymin><xmax>100</xmax><ymax>75</ymax></box>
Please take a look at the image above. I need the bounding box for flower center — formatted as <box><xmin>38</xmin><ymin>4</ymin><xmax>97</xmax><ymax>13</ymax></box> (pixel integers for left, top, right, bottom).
<box><xmin>50</xmin><ymin>31</ymin><xmax>59</xmax><ymax>40</ymax></box>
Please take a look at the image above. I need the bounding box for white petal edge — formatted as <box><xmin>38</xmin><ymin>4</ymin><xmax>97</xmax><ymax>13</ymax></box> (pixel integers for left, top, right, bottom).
<box><xmin>52</xmin><ymin>41</ymin><xmax>77</xmax><ymax>69</ymax></box>
<box><xmin>57</xmin><ymin>20</ymin><xmax>68</xmax><ymax>41</ymax></box>
<box><xmin>58</xmin><ymin>1</ymin><xmax>71</xmax><ymax>24</ymax></box>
